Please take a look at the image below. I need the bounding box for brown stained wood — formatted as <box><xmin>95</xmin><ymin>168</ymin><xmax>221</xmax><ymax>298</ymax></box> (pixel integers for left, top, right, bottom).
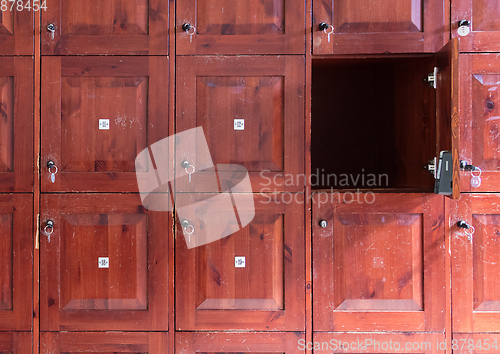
<box><xmin>176</xmin><ymin>332</ymin><xmax>305</xmax><ymax>353</ymax></box>
<box><xmin>0</xmin><ymin>332</ymin><xmax>32</xmax><ymax>353</ymax></box>
<box><xmin>176</xmin><ymin>56</ymin><xmax>304</xmax><ymax>193</ymax></box>
<box><xmin>460</xmin><ymin>54</ymin><xmax>500</xmax><ymax>192</ymax></box>
<box><xmin>450</xmin><ymin>194</ymin><xmax>500</xmax><ymax>333</ymax></box>
<box><xmin>177</xmin><ymin>0</ymin><xmax>304</xmax><ymax>54</ymax></box>
<box><xmin>0</xmin><ymin>195</ymin><xmax>33</xmax><ymax>332</ymax></box>
<box><xmin>313</xmin><ymin>332</ymin><xmax>444</xmax><ymax>353</ymax></box>
<box><xmin>40</xmin><ymin>194</ymin><xmax>169</xmax><ymax>331</ymax></box>
<box><xmin>313</xmin><ymin>0</ymin><xmax>448</xmax><ymax>54</ymax></box>
<box><xmin>41</xmin><ymin>56</ymin><xmax>169</xmax><ymax>192</ymax></box>
<box><xmin>42</xmin><ymin>0</ymin><xmax>168</xmax><ymax>55</ymax></box>
<box><xmin>175</xmin><ymin>194</ymin><xmax>305</xmax><ymax>331</ymax></box>
<box><xmin>452</xmin><ymin>333</ymin><xmax>500</xmax><ymax>353</ymax></box>
<box><xmin>312</xmin><ymin>193</ymin><xmax>445</xmax><ymax>332</ymax></box>
<box><xmin>41</xmin><ymin>332</ymin><xmax>168</xmax><ymax>353</ymax></box>
<box><xmin>0</xmin><ymin>58</ymin><xmax>33</xmax><ymax>192</ymax></box>
<box><xmin>453</xmin><ymin>0</ymin><xmax>500</xmax><ymax>52</ymax></box>
<box><xmin>0</xmin><ymin>7</ymin><xmax>33</xmax><ymax>55</ymax></box>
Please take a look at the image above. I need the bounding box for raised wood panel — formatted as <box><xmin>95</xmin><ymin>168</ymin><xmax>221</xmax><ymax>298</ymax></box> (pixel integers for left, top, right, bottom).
<box><xmin>177</xmin><ymin>0</ymin><xmax>304</xmax><ymax>54</ymax></box>
<box><xmin>460</xmin><ymin>55</ymin><xmax>500</xmax><ymax>192</ymax></box>
<box><xmin>175</xmin><ymin>194</ymin><xmax>305</xmax><ymax>331</ymax></box>
<box><xmin>41</xmin><ymin>56</ymin><xmax>169</xmax><ymax>192</ymax></box>
<box><xmin>450</xmin><ymin>194</ymin><xmax>500</xmax><ymax>333</ymax></box>
<box><xmin>0</xmin><ymin>333</ymin><xmax>32</xmax><ymax>354</ymax></box>
<box><xmin>41</xmin><ymin>332</ymin><xmax>168</xmax><ymax>353</ymax></box>
<box><xmin>40</xmin><ymin>194</ymin><xmax>169</xmax><ymax>331</ymax></box>
<box><xmin>0</xmin><ymin>58</ymin><xmax>33</xmax><ymax>192</ymax></box>
<box><xmin>42</xmin><ymin>0</ymin><xmax>168</xmax><ymax>54</ymax></box>
<box><xmin>453</xmin><ymin>0</ymin><xmax>500</xmax><ymax>52</ymax></box>
<box><xmin>0</xmin><ymin>195</ymin><xmax>32</xmax><ymax>331</ymax></box>
<box><xmin>176</xmin><ymin>56</ymin><xmax>304</xmax><ymax>193</ymax></box>
<box><xmin>176</xmin><ymin>332</ymin><xmax>305</xmax><ymax>353</ymax></box>
<box><xmin>313</xmin><ymin>193</ymin><xmax>445</xmax><ymax>332</ymax></box>
<box><xmin>313</xmin><ymin>0</ymin><xmax>447</xmax><ymax>54</ymax></box>
<box><xmin>0</xmin><ymin>8</ymin><xmax>33</xmax><ymax>55</ymax></box>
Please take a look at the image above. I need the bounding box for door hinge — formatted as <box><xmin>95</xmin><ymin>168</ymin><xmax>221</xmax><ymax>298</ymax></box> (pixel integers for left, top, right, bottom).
<box><xmin>423</xmin><ymin>67</ymin><xmax>438</xmax><ymax>89</ymax></box>
<box><xmin>424</xmin><ymin>151</ymin><xmax>453</xmax><ymax>195</ymax></box>
<box><xmin>35</xmin><ymin>214</ymin><xmax>40</xmax><ymax>250</ymax></box>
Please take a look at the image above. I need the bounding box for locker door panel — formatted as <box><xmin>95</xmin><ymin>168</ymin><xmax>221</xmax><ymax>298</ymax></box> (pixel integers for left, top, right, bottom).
<box><xmin>177</xmin><ymin>0</ymin><xmax>304</xmax><ymax>54</ymax></box>
<box><xmin>313</xmin><ymin>0</ymin><xmax>446</xmax><ymax>54</ymax></box>
<box><xmin>452</xmin><ymin>0</ymin><xmax>500</xmax><ymax>52</ymax></box>
<box><xmin>41</xmin><ymin>332</ymin><xmax>168</xmax><ymax>353</ymax></box>
<box><xmin>40</xmin><ymin>194</ymin><xmax>169</xmax><ymax>331</ymax></box>
<box><xmin>0</xmin><ymin>333</ymin><xmax>32</xmax><ymax>353</ymax></box>
<box><xmin>450</xmin><ymin>194</ymin><xmax>500</xmax><ymax>333</ymax></box>
<box><xmin>42</xmin><ymin>0</ymin><xmax>168</xmax><ymax>55</ymax></box>
<box><xmin>0</xmin><ymin>8</ymin><xmax>33</xmax><ymax>55</ymax></box>
<box><xmin>313</xmin><ymin>193</ymin><xmax>445</xmax><ymax>332</ymax></box>
<box><xmin>0</xmin><ymin>195</ymin><xmax>32</xmax><ymax>331</ymax></box>
<box><xmin>41</xmin><ymin>56</ymin><xmax>169</xmax><ymax>192</ymax></box>
<box><xmin>176</xmin><ymin>56</ymin><xmax>304</xmax><ymax>193</ymax></box>
<box><xmin>175</xmin><ymin>194</ymin><xmax>305</xmax><ymax>331</ymax></box>
<box><xmin>460</xmin><ymin>55</ymin><xmax>500</xmax><ymax>192</ymax></box>
<box><xmin>0</xmin><ymin>58</ymin><xmax>33</xmax><ymax>192</ymax></box>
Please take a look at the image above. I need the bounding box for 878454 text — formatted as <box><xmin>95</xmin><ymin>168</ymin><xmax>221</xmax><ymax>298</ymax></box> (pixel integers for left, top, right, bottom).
<box><xmin>1</xmin><ymin>0</ymin><xmax>47</xmax><ymax>11</ymax></box>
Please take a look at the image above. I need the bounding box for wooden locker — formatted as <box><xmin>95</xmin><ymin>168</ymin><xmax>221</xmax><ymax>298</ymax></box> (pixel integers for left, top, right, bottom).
<box><xmin>0</xmin><ymin>195</ymin><xmax>32</xmax><ymax>331</ymax></box>
<box><xmin>176</xmin><ymin>0</ymin><xmax>304</xmax><ymax>55</ymax></box>
<box><xmin>41</xmin><ymin>332</ymin><xmax>168</xmax><ymax>353</ymax></box>
<box><xmin>450</xmin><ymin>194</ymin><xmax>500</xmax><ymax>333</ymax></box>
<box><xmin>40</xmin><ymin>194</ymin><xmax>169</xmax><ymax>331</ymax></box>
<box><xmin>176</xmin><ymin>332</ymin><xmax>305</xmax><ymax>353</ymax></box>
<box><xmin>312</xmin><ymin>193</ymin><xmax>445</xmax><ymax>332</ymax></box>
<box><xmin>175</xmin><ymin>194</ymin><xmax>305</xmax><ymax>331</ymax></box>
<box><xmin>41</xmin><ymin>56</ymin><xmax>169</xmax><ymax>193</ymax></box>
<box><xmin>460</xmin><ymin>54</ymin><xmax>500</xmax><ymax>192</ymax></box>
<box><xmin>0</xmin><ymin>58</ymin><xmax>33</xmax><ymax>192</ymax></box>
<box><xmin>41</xmin><ymin>0</ymin><xmax>168</xmax><ymax>55</ymax></box>
<box><xmin>452</xmin><ymin>0</ymin><xmax>500</xmax><ymax>52</ymax></box>
<box><xmin>0</xmin><ymin>7</ymin><xmax>33</xmax><ymax>55</ymax></box>
<box><xmin>312</xmin><ymin>0</ymin><xmax>447</xmax><ymax>54</ymax></box>
<box><xmin>0</xmin><ymin>332</ymin><xmax>32</xmax><ymax>353</ymax></box>
<box><xmin>176</xmin><ymin>56</ymin><xmax>304</xmax><ymax>193</ymax></box>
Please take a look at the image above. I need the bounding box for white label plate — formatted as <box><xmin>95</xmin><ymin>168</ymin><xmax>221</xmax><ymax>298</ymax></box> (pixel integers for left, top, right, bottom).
<box><xmin>98</xmin><ymin>257</ymin><xmax>109</xmax><ymax>268</ymax></box>
<box><xmin>99</xmin><ymin>119</ymin><xmax>110</xmax><ymax>130</ymax></box>
<box><xmin>234</xmin><ymin>119</ymin><xmax>245</xmax><ymax>131</ymax></box>
<box><xmin>235</xmin><ymin>256</ymin><xmax>246</xmax><ymax>268</ymax></box>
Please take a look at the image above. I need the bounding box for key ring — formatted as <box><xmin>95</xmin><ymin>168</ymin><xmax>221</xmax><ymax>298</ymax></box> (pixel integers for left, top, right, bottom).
<box><xmin>184</xmin><ymin>164</ymin><xmax>195</xmax><ymax>175</ymax></box>
<box><xmin>43</xmin><ymin>225</ymin><xmax>53</xmax><ymax>236</ymax></box>
<box><xmin>471</xmin><ymin>167</ymin><xmax>482</xmax><ymax>178</ymax></box>
<box><xmin>48</xmin><ymin>165</ymin><xmax>58</xmax><ymax>175</ymax></box>
<box><xmin>183</xmin><ymin>224</ymin><xmax>195</xmax><ymax>235</ymax></box>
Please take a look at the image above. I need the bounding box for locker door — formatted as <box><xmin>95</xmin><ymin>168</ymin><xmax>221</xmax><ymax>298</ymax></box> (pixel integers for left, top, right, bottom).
<box><xmin>451</xmin><ymin>194</ymin><xmax>500</xmax><ymax>333</ymax></box>
<box><xmin>0</xmin><ymin>195</ymin><xmax>32</xmax><ymax>331</ymax></box>
<box><xmin>0</xmin><ymin>332</ymin><xmax>32</xmax><ymax>353</ymax></box>
<box><xmin>42</xmin><ymin>0</ymin><xmax>168</xmax><ymax>55</ymax></box>
<box><xmin>0</xmin><ymin>7</ymin><xmax>33</xmax><ymax>55</ymax></box>
<box><xmin>312</xmin><ymin>193</ymin><xmax>445</xmax><ymax>332</ymax></box>
<box><xmin>175</xmin><ymin>332</ymin><xmax>305</xmax><ymax>353</ymax></box>
<box><xmin>40</xmin><ymin>194</ymin><xmax>169</xmax><ymax>331</ymax></box>
<box><xmin>175</xmin><ymin>194</ymin><xmax>305</xmax><ymax>331</ymax></box>
<box><xmin>0</xmin><ymin>58</ymin><xmax>33</xmax><ymax>192</ymax></box>
<box><xmin>41</xmin><ymin>332</ymin><xmax>168</xmax><ymax>353</ymax></box>
<box><xmin>452</xmin><ymin>0</ymin><xmax>500</xmax><ymax>52</ymax></box>
<box><xmin>460</xmin><ymin>54</ymin><xmax>500</xmax><ymax>192</ymax></box>
<box><xmin>176</xmin><ymin>56</ymin><xmax>304</xmax><ymax>193</ymax></box>
<box><xmin>41</xmin><ymin>56</ymin><xmax>168</xmax><ymax>192</ymax></box>
<box><xmin>176</xmin><ymin>0</ymin><xmax>304</xmax><ymax>55</ymax></box>
<box><xmin>312</xmin><ymin>0</ymin><xmax>446</xmax><ymax>54</ymax></box>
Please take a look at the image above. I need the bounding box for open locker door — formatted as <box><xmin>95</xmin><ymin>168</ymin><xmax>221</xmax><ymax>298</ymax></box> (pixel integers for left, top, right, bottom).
<box><xmin>434</xmin><ymin>38</ymin><xmax>460</xmax><ymax>199</ymax></box>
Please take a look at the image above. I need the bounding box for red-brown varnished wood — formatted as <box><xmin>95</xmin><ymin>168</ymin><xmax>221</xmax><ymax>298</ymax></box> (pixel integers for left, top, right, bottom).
<box><xmin>40</xmin><ymin>194</ymin><xmax>169</xmax><ymax>331</ymax></box>
<box><xmin>452</xmin><ymin>333</ymin><xmax>500</xmax><ymax>353</ymax></box>
<box><xmin>0</xmin><ymin>194</ymin><xmax>33</xmax><ymax>331</ymax></box>
<box><xmin>450</xmin><ymin>194</ymin><xmax>500</xmax><ymax>333</ymax></box>
<box><xmin>0</xmin><ymin>7</ymin><xmax>33</xmax><ymax>55</ymax></box>
<box><xmin>452</xmin><ymin>0</ymin><xmax>500</xmax><ymax>52</ymax></box>
<box><xmin>313</xmin><ymin>332</ymin><xmax>445</xmax><ymax>353</ymax></box>
<box><xmin>0</xmin><ymin>58</ymin><xmax>33</xmax><ymax>192</ymax></box>
<box><xmin>177</xmin><ymin>0</ymin><xmax>304</xmax><ymax>54</ymax></box>
<box><xmin>460</xmin><ymin>54</ymin><xmax>500</xmax><ymax>192</ymax></box>
<box><xmin>0</xmin><ymin>332</ymin><xmax>32</xmax><ymax>353</ymax></box>
<box><xmin>41</xmin><ymin>56</ymin><xmax>169</xmax><ymax>192</ymax></box>
<box><xmin>41</xmin><ymin>0</ymin><xmax>168</xmax><ymax>55</ymax></box>
<box><xmin>41</xmin><ymin>332</ymin><xmax>168</xmax><ymax>353</ymax></box>
<box><xmin>176</xmin><ymin>332</ymin><xmax>305</xmax><ymax>353</ymax></box>
<box><xmin>313</xmin><ymin>0</ymin><xmax>448</xmax><ymax>54</ymax></box>
<box><xmin>175</xmin><ymin>193</ymin><xmax>305</xmax><ymax>331</ymax></box>
<box><xmin>176</xmin><ymin>56</ymin><xmax>305</xmax><ymax>193</ymax></box>
<box><xmin>313</xmin><ymin>193</ymin><xmax>445</xmax><ymax>332</ymax></box>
